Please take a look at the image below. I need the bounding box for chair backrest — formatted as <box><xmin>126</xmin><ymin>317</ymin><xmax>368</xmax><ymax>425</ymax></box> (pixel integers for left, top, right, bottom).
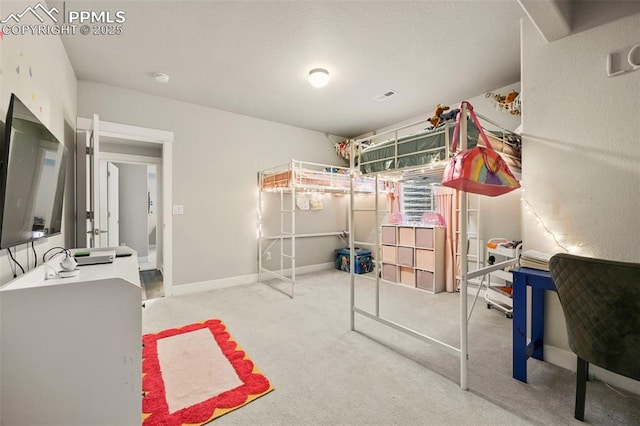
<box><xmin>549</xmin><ymin>253</ymin><xmax>640</xmax><ymax>381</ymax></box>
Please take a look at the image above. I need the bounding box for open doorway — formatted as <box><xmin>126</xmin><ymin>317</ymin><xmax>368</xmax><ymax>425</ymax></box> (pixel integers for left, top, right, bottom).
<box><xmin>102</xmin><ymin>159</ymin><xmax>164</xmax><ymax>300</ymax></box>
<box><xmin>105</xmin><ymin>161</ymin><xmax>163</xmax><ymax>299</ymax></box>
<box><xmin>76</xmin><ymin>116</ymin><xmax>174</xmax><ymax>299</ymax></box>
<box><xmin>104</xmin><ymin>162</ymin><xmax>157</xmax><ymax>270</ymax></box>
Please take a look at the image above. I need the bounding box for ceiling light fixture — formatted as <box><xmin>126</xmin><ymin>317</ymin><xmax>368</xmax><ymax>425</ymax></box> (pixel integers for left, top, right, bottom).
<box><xmin>308</xmin><ymin>68</ymin><xmax>330</xmax><ymax>88</ymax></box>
<box><xmin>154</xmin><ymin>72</ymin><xmax>170</xmax><ymax>83</ymax></box>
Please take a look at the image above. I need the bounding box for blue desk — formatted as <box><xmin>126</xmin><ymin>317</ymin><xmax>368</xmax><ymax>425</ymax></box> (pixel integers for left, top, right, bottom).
<box><xmin>511</xmin><ymin>267</ymin><xmax>556</xmax><ymax>383</ymax></box>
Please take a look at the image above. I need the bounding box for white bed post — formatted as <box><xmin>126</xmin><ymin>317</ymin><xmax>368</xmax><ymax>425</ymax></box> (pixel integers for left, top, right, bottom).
<box><xmin>374</xmin><ymin>175</ymin><xmax>380</xmax><ymax>316</ymax></box>
<box><xmin>291</xmin><ymin>159</ymin><xmax>296</xmax><ymax>298</ymax></box>
<box><xmin>459</xmin><ymin>102</ymin><xmax>469</xmax><ymax>391</ymax></box>
<box><xmin>279</xmin><ymin>189</ymin><xmax>285</xmax><ymax>281</ymax></box>
<box><xmin>258</xmin><ymin>174</ymin><xmax>263</xmax><ymax>284</ymax></box>
<box><xmin>349</xmin><ymin>140</ymin><xmax>356</xmax><ymax>331</ymax></box>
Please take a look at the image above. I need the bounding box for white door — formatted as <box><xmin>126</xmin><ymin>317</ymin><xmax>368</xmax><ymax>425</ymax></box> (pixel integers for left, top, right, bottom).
<box><xmin>86</xmin><ymin>114</ymin><xmax>108</xmax><ymax>248</ymax></box>
<box><xmin>107</xmin><ymin>162</ymin><xmax>120</xmax><ymax>247</ymax></box>
<box><xmin>146</xmin><ymin>165</ymin><xmax>158</xmax><ymax>270</ymax></box>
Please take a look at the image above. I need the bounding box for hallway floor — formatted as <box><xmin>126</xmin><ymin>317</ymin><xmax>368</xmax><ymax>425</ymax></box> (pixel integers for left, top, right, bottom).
<box><xmin>140</xmin><ymin>269</ymin><xmax>164</xmax><ymax>300</ymax></box>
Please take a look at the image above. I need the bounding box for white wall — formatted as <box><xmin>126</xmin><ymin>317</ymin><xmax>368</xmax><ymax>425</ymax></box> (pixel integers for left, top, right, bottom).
<box><xmin>521</xmin><ymin>13</ymin><xmax>640</xmax><ymax>389</ymax></box>
<box><xmin>0</xmin><ymin>0</ymin><xmax>78</xmax><ymax>419</ymax></box>
<box><xmin>467</xmin><ymin>84</ymin><xmax>523</xmax><ymax>246</ymax></box>
<box><xmin>260</xmin><ymin>192</ymin><xmax>349</xmax><ymax>271</ymax></box>
<box><xmin>0</xmin><ymin>5</ymin><xmax>77</xmax><ymax>286</ymax></box>
<box><xmin>78</xmin><ymin>81</ymin><xmax>343</xmax><ymax>287</ymax></box>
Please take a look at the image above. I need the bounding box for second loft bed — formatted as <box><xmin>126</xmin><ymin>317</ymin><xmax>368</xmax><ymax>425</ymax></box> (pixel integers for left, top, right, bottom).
<box><xmin>257</xmin><ymin>160</ymin><xmax>376</xmax><ymax>298</ymax></box>
<box><xmin>356</xmin><ymin>112</ymin><xmax>521</xmax><ymax>177</ymax></box>
<box><xmin>347</xmin><ymin>103</ymin><xmax>523</xmax><ymax>391</ymax></box>
<box><xmin>260</xmin><ymin>159</ymin><xmax>375</xmax><ymax>193</ymax></box>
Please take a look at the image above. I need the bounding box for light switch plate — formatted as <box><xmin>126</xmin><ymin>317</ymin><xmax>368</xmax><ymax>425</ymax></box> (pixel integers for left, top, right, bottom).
<box><xmin>172</xmin><ymin>205</ymin><xmax>184</xmax><ymax>215</ymax></box>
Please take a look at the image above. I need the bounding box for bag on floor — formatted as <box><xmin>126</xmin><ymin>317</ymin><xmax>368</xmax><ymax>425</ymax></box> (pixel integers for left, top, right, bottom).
<box><xmin>442</xmin><ymin>101</ymin><xmax>520</xmax><ymax>197</ymax></box>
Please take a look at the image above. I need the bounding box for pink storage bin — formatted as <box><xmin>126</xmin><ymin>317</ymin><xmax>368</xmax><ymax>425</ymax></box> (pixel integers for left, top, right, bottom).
<box><xmin>382</xmin><ymin>264</ymin><xmax>397</xmax><ymax>282</ymax></box>
<box><xmin>415</xmin><ymin>249</ymin><xmax>435</xmax><ymax>270</ymax></box>
<box><xmin>382</xmin><ymin>226</ymin><xmax>396</xmax><ymax>245</ymax></box>
<box><xmin>397</xmin><ymin>247</ymin><xmax>414</xmax><ymax>267</ymax></box>
<box><xmin>416</xmin><ymin>270</ymin><xmax>435</xmax><ymax>292</ymax></box>
<box><xmin>399</xmin><ymin>267</ymin><xmax>415</xmax><ymax>286</ymax></box>
<box><xmin>398</xmin><ymin>227</ymin><xmax>415</xmax><ymax>246</ymax></box>
<box><xmin>382</xmin><ymin>245</ymin><xmax>396</xmax><ymax>263</ymax></box>
<box><xmin>415</xmin><ymin>227</ymin><xmax>434</xmax><ymax>249</ymax></box>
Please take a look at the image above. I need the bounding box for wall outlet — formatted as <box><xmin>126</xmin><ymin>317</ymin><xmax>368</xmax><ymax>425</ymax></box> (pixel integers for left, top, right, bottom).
<box><xmin>172</xmin><ymin>205</ymin><xmax>184</xmax><ymax>215</ymax></box>
<box><xmin>265</xmin><ymin>251</ymin><xmax>271</xmax><ymax>260</ymax></box>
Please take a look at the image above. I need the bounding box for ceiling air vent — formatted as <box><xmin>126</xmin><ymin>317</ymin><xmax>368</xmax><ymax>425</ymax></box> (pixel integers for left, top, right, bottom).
<box><xmin>373</xmin><ymin>90</ymin><xmax>397</xmax><ymax>101</ymax></box>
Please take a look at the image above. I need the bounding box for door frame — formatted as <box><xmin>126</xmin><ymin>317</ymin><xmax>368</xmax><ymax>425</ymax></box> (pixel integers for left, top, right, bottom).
<box><xmin>103</xmin><ymin>161</ymin><xmax>120</xmax><ymax>247</ymax></box>
<box><xmin>76</xmin><ymin>118</ymin><xmax>174</xmax><ymax>297</ymax></box>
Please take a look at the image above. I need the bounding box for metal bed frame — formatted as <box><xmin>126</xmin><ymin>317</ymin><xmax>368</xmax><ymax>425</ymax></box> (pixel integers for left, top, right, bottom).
<box><xmin>347</xmin><ymin>103</ymin><xmax>521</xmax><ymax>390</ymax></box>
<box><xmin>257</xmin><ymin>159</ymin><xmax>374</xmax><ymax>298</ymax></box>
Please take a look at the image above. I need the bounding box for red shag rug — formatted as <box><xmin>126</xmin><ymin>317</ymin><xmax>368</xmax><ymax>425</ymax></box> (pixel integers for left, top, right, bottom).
<box><xmin>142</xmin><ymin>319</ymin><xmax>273</xmax><ymax>425</ymax></box>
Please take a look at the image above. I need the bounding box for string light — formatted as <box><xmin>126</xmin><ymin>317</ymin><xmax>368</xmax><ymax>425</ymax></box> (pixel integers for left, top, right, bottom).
<box><xmin>520</xmin><ymin>189</ymin><xmax>574</xmax><ymax>253</ymax></box>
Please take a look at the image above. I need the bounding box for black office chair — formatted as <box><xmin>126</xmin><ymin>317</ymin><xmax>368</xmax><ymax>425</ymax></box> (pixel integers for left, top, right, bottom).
<box><xmin>548</xmin><ymin>253</ymin><xmax>640</xmax><ymax>421</ymax></box>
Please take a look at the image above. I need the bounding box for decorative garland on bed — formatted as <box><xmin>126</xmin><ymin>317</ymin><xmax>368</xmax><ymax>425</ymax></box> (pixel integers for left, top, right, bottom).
<box><xmin>335</xmin><ymin>140</ymin><xmax>351</xmax><ymax>160</ymax></box>
<box><xmin>485</xmin><ymin>90</ymin><xmax>522</xmax><ymax>115</ymax></box>
<box><xmin>335</xmin><ymin>139</ymin><xmax>372</xmax><ymax>161</ymax></box>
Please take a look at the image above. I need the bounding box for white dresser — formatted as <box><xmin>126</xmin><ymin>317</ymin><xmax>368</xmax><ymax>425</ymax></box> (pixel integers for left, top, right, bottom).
<box><xmin>0</xmin><ymin>252</ymin><xmax>141</xmax><ymax>425</ymax></box>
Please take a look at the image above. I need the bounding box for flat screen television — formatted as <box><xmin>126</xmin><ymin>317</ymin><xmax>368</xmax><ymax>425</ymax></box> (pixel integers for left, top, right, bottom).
<box><xmin>0</xmin><ymin>94</ymin><xmax>69</xmax><ymax>249</ymax></box>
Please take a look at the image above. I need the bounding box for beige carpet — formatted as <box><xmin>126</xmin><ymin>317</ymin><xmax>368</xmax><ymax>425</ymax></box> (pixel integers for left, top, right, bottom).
<box><xmin>142</xmin><ymin>270</ymin><xmax>640</xmax><ymax>425</ymax></box>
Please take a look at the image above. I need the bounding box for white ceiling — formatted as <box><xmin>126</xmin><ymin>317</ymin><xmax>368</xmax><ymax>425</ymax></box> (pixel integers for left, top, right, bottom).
<box><xmin>55</xmin><ymin>1</ymin><xmax>530</xmax><ymax>137</ymax></box>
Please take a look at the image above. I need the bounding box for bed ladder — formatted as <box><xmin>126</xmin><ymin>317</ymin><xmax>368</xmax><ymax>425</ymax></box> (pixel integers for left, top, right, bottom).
<box><xmin>257</xmin><ymin>172</ymin><xmax>296</xmax><ymax>299</ymax></box>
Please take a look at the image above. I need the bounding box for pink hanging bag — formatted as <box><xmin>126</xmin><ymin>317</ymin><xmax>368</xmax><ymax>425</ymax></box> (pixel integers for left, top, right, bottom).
<box><xmin>441</xmin><ymin>101</ymin><xmax>520</xmax><ymax>196</ymax></box>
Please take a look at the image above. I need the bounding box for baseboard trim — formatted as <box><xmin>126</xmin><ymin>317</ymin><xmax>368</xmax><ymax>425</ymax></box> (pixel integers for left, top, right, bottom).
<box><xmin>279</xmin><ymin>262</ymin><xmax>335</xmax><ymax>276</ymax></box>
<box><xmin>544</xmin><ymin>345</ymin><xmax>640</xmax><ymax>394</ymax></box>
<box><xmin>172</xmin><ymin>273</ymin><xmax>257</xmax><ymax>296</ymax></box>
<box><xmin>171</xmin><ymin>262</ymin><xmax>335</xmax><ymax>296</ymax></box>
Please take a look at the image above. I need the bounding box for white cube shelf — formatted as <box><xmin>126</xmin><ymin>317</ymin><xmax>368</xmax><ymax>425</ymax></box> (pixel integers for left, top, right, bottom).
<box><xmin>380</xmin><ymin>224</ymin><xmax>445</xmax><ymax>294</ymax></box>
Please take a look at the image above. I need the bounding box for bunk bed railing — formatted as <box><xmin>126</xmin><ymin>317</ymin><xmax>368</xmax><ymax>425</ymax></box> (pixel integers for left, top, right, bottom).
<box><xmin>356</xmin><ymin>125</ymin><xmax>452</xmax><ymax>176</ymax></box>
<box><xmin>351</xmin><ymin>111</ymin><xmax>520</xmax><ymax>178</ymax></box>
<box><xmin>258</xmin><ymin>159</ymin><xmax>377</xmax><ymax>192</ymax></box>
<box><xmin>351</xmin><ymin>110</ymin><xmax>514</xmax><ymax>147</ymax></box>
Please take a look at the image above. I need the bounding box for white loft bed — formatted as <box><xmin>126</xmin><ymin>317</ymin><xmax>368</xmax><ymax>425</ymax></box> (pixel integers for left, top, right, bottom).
<box><xmin>356</xmin><ymin>110</ymin><xmax>521</xmax><ymax>178</ymax></box>
<box><xmin>347</xmin><ymin>104</ymin><xmax>522</xmax><ymax>390</ymax></box>
<box><xmin>257</xmin><ymin>159</ymin><xmax>376</xmax><ymax>298</ymax></box>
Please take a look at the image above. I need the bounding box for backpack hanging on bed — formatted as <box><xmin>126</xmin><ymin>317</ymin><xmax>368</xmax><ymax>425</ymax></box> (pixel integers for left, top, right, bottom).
<box><xmin>441</xmin><ymin>101</ymin><xmax>521</xmax><ymax>197</ymax></box>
